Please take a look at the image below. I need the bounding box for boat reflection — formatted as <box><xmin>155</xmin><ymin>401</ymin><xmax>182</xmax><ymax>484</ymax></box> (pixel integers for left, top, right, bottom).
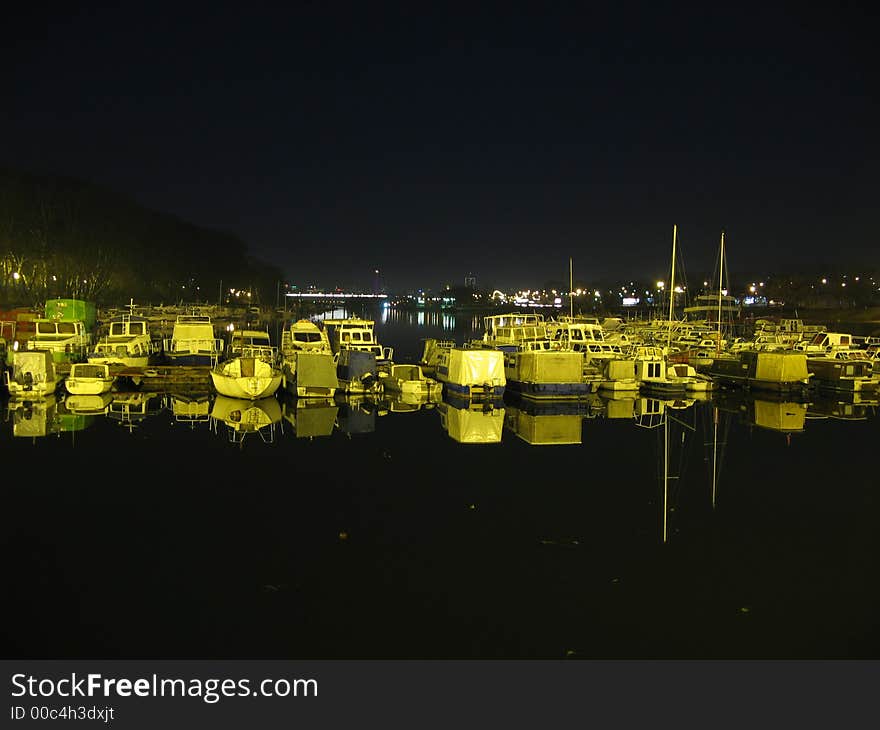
<box><xmin>713</xmin><ymin>391</ymin><xmax>808</xmax><ymax>434</ymax></box>
<box><xmin>502</xmin><ymin>394</ymin><xmax>587</xmax><ymax>445</ymax></box>
<box><xmin>335</xmin><ymin>393</ymin><xmax>383</xmax><ymax>435</ymax></box>
<box><xmin>107</xmin><ymin>391</ymin><xmax>162</xmax><ymax>432</ymax></box>
<box><xmin>438</xmin><ymin>395</ymin><xmax>504</xmax><ymax>444</ymax></box>
<box><xmin>9</xmin><ymin>394</ymin><xmax>60</xmax><ymax>439</ymax></box>
<box><xmin>165</xmin><ymin>392</ymin><xmax>213</xmax><ymax>428</ymax></box>
<box><xmin>64</xmin><ymin>392</ymin><xmax>113</xmax><ymax>416</ymax></box>
<box><xmin>807</xmin><ymin>392</ymin><xmax>878</xmax><ymax>421</ymax></box>
<box><xmin>382</xmin><ymin>390</ymin><xmax>441</xmax><ymax>413</ymax></box>
<box><xmin>280</xmin><ymin>392</ymin><xmax>338</xmax><ymax>439</ymax></box>
<box><xmin>210</xmin><ymin>395</ymin><xmax>281</xmax><ymax>446</ymax></box>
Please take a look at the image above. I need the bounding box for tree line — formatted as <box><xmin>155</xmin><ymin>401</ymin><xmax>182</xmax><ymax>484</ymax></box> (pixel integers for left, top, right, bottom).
<box><xmin>0</xmin><ymin>168</ymin><xmax>282</xmax><ymax>308</ymax></box>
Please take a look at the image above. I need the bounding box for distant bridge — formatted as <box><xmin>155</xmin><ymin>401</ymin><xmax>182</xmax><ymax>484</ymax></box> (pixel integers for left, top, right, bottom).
<box><xmin>285</xmin><ymin>292</ymin><xmax>388</xmax><ymax>300</ymax></box>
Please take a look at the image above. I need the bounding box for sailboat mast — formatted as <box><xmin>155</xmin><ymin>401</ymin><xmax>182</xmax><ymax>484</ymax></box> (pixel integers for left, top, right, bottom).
<box><xmin>569</xmin><ymin>257</ymin><xmax>574</xmax><ymax>319</ymax></box>
<box><xmin>667</xmin><ymin>224</ymin><xmax>677</xmax><ymax>350</ymax></box>
<box><xmin>716</xmin><ymin>231</ymin><xmax>725</xmax><ymax>355</ymax></box>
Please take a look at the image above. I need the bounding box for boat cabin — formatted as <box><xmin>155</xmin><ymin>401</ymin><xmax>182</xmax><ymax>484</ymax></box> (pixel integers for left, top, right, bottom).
<box><xmin>323</xmin><ymin>318</ymin><xmax>391</xmax><ymax>360</ymax></box>
<box><xmin>26</xmin><ymin>319</ymin><xmax>90</xmax><ymax>358</ymax></box>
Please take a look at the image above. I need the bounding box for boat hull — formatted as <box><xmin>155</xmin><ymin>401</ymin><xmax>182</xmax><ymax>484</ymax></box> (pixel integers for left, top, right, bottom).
<box><xmin>210</xmin><ymin>371</ymin><xmax>281</xmax><ymax>400</ymax></box>
<box><xmin>65</xmin><ymin>378</ymin><xmax>114</xmax><ymax>395</ymax></box>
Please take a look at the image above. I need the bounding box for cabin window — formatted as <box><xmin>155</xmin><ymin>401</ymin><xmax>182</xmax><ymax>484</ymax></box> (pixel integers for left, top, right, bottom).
<box><xmin>58</xmin><ymin>323</ymin><xmax>76</xmax><ymax>334</ymax></box>
<box><xmin>841</xmin><ymin>336</ymin><xmax>850</xmax><ymax>346</ymax></box>
<box><xmin>351</xmin><ymin>332</ymin><xmax>362</xmax><ymax>341</ymax></box>
<box><xmin>342</xmin><ymin>333</ymin><xmax>350</xmax><ymax>342</ymax></box>
<box><xmin>362</xmin><ymin>332</ymin><xmax>372</xmax><ymax>342</ymax></box>
<box><xmin>111</xmin><ymin>324</ymin><xmax>125</xmax><ymax>335</ymax></box>
<box><xmin>844</xmin><ymin>366</ymin><xmax>855</xmax><ymax>377</ymax></box>
<box><xmin>37</xmin><ymin>322</ymin><xmax>57</xmax><ymax>334</ymax></box>
<box><xmin>130</xmin><ymin>323</ymin><xmax>144</xmax><ymax>335</ymax></box>
<box><xmin>571</xmin><ymin>330</ymin><xmax>582</xmax><ymax>341</ymax></box>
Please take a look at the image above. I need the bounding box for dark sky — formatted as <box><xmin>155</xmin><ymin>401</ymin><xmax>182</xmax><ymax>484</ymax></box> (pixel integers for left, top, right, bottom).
<box><xmin>3</xmin><ymin>3</ymin><xmax>877</xmax><ymax>290</ymax></box>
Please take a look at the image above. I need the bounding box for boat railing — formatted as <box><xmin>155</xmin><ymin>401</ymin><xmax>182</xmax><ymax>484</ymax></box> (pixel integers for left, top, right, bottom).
<box><xmin>162</xmin><ymin>337</ymin><xmax>225</xmax><ymax>354</ymax></box>
<box><xmin>235</xmin><ymin>344</ymin><xmax>278</xmax><ymax>361</ymax></box>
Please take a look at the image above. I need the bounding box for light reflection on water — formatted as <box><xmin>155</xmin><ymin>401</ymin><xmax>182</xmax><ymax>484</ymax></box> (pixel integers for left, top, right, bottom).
<box><xmin>1</xmin><ymin>318</ymin><xmax>879</xmax><ymax>659</ymax></box>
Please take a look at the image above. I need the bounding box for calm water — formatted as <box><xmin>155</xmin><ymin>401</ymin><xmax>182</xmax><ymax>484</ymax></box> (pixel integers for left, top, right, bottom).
<box><xmin>2</xmin><ymin>310</ymin><xmax>879</xmax><ymax>659</ymax></box>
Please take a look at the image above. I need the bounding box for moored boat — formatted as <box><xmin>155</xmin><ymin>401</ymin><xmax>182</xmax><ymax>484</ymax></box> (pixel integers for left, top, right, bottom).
<box><xmin>379</xmin><ymin>363</ymin><xmax>443</xmax><ymax>399</ymax></box>
<box><xmin>163</xmin><ymin>314</ymin><xmax>224</xmax><ymax>366</ymax></box>
<box><xmin>280</xmin><ymin>319</ymin><xmax>338</xmax><ymax>397</ymax></box>
<box><xmin>89</xmin><ymin>314</ymin><xmax>158</xmax><ymax>368</ymax></box>
<box><xmin>421</xmin><ymin>339</ymin><xmax>505</xmax><ymax>397</ymax></box>
<box><xmin>65</xmin><ymin>362</ymin><xmax>115</xmax><ymax>395</ymax></box>
<box><xmin>3</xmin><ymin>350</ymin><xmax>60</xmax><ymax>398</ymax></box>
<box><xmin>210</xmin><ymin>354</ymin><xmax>282</xmax><ymax>399</ymax></box>
<box><xmin>708</xmin><ymin>350</ymin><xmax>811</xmax><ymax>394</ymax></box>
<box><xmin>806</xmin><ymin>356</ymin><xmax>877</xmax><ymax>393</ymax></box>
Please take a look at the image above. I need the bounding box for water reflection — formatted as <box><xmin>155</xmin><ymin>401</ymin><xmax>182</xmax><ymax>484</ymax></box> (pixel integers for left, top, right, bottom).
<box><xmin>437</xmin><ymin>396</ymin><xmax>505</xmax><ymax>444</ymax></box>
<box><xmin>210</xmin><ymin>395</ymin><xmax>281</xmax><ymax>446</ymax></box>
<box><xmin>8</xmin><ymin>394</ymin><xmax>60</xmax><ymax>438</ymax></box>
<box><xmin>165</xmin><ymin>392</ymin><xmax>213</xmax><ymax>428</ymax></box>
<box><xmin>107</xmin><ymin>391</ymin><xmax>162</xmax><ymax>432</ymax></box>
<box><xmin>280</xmin><ymin>392</ymin><xmax>338</xmax><ymax>438</ymax></box>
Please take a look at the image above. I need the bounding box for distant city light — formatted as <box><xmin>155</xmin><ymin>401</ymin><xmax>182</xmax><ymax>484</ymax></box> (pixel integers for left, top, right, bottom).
<box><xmin>656</xmin><ymin>281</ymin><xmax>664</xmax><ymax>289</ymax></box>
<box><xmin>12</xmin><ymin>271</ymin><xmax>20</xmax><ymax>280</ymax></box>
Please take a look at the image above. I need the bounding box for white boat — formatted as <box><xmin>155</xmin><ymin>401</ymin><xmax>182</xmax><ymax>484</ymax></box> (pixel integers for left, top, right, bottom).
<box><xmin>89</xmin><ymin>314</ymin><xmax>157</xmax><ymax>368</ymax></box>
<box><xmin>323</xmin><ymin>318</ymin><xmax>393</xmax><ymax>393</ymax></box>
<box><xmin>163</xmin><ymin>314</ymin><xmax>224</xmax><ymax>366</ymax></box>
<box><xmin>26</xmin><ymin>319</ymin><xmax>91</xmax><ymax>363</ymax></box>
<box><xmin>666</xmin><ymin>362</ymin><xmax>715</xmax><ymax>392</ymax></box>
<box><xmin>379</xmin><ymin>363</ymin><xmax>443</xmax><ymax>399</ymax></box>
<box><xmin>226</xmin><ymin>328</ymin><xmax>275</xmax><ymax>360</ymax></box>
<box><xmin>632</xmin><ymin>346</ymin><xmax>688</xmax><ymax>395</ymax></box>
<box><xmin>323</xmin><ymin>318</ymin><xmax>392</xmax><ymax>360</ymax></box>
<box><xmin>280</xmin><ymin>319</ymin><xmax>338</xmax><ymax>397</ymax></box>
<box><xmin>3</xmin><ymin>350</ymin><xmax>60</xmax><ymax>398</ymax></box>
<box><xmin>65</xmin><ymin>362</ymin><xmax>115</xmax><ymax>395</ymax></box>
<box><xmin>597</xmin><ymin>359</ymin><xmax>640</xmax><ymax>392</ymax></box>
<box><xmin>282</xmin><ymin>319</ymin><xmax>333</xmax><ymax>354</ymax></box>
<box><xmin>795</xmin><ymin>332</ymin><xmax>858</xmax><ymax>357</ymax></box>
<box><xmin>210</xmin><ymin>354</ymin><xmax>282</xmax><ymax>399</ymax></box>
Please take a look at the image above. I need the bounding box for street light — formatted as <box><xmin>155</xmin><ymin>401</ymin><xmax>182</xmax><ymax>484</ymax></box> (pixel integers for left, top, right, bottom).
<box><xmin>12</xmin><ymin>271</ymin><xmax>20</xmax><ymax>280</ymax></box>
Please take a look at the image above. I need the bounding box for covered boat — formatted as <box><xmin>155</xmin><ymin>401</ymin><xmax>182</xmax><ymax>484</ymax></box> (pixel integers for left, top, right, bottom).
<box><xmin>3</xmin><ymin>349</ymin><xmax>60</xmax><ymax>398</ymax></box>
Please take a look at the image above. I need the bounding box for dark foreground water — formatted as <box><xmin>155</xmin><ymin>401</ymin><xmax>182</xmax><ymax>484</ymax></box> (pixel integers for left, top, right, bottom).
<box><xmin>2</xmin><ymin>310</ymin><xmax>878</xmax><ymax>659</ymax></box>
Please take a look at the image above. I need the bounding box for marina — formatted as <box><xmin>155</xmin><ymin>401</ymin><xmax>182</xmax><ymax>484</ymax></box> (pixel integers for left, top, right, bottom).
<box><xmin>2</xmin><ymin>309</ymin><xmax>878</xmax><ymax>659</ymax></box>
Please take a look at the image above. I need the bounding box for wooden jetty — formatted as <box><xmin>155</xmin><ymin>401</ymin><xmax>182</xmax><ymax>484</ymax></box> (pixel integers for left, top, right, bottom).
<box><xmin>56</xmin><ymin>363</ymin><xmax>213</xmax><ymax>390</ymax></box>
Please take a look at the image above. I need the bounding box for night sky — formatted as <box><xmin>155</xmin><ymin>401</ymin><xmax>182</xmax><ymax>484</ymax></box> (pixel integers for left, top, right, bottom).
<box><xmin>3</xmin><ymin>4</ymin><xmax>876</xmax><ymax>290</ymax></box>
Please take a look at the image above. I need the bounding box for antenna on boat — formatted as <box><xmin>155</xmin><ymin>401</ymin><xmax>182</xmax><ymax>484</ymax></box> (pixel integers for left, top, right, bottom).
<box><xmin>127</xmin><ymin>298</ymin><xmax>136</xmax><ymax>316</ymax></box>
<box><xmin>569</xmin><ymin>257</ymin><xmax>574</xmax><ymax>319</ymax></box>
<box><xmin>716</xmin><ymin>231</ymin><xmax>725</xmax><ymax>356</ymax></box>
<box><xmin>666</xmin><ymin>224</ymin><xmax>677</xmax><ymax>352</ymax></box>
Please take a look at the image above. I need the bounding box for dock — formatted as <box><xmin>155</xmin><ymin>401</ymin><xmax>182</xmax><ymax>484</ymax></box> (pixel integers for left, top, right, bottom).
<box><xmin>55</xmin><ymin>363</ymin><xmax>213</xmax><ymax>390</ymax></box>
